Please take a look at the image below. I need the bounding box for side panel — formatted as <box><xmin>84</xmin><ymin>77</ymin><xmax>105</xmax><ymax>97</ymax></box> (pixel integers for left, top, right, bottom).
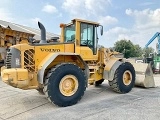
<box><xmin>80</xmin><ymin>47</ymin><xmax>98</xmax><ymax>61</ymax></box>
<box><xmin>34</xmin><ymin>44</ymin><xmax>65</xmax><ymax>66</ymax></box>
<box><xmin>64</xmin><ymin>43</ymin><xmax>74</xmax><ymax>52</ymax></box>
<box><xmin>35</xmin><ymin>43</ymin><xmax>74</xmax><ymax>67</ymax></box>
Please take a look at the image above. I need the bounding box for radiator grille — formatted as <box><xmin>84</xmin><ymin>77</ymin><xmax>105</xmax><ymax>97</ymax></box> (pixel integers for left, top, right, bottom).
<box><xmin>5</xmin><ymin>52</ymin><xmax>12</xmax><ymax>68</ymax></box>
<box><xmin>24</xmin><ymin>49</ymin><xmax>35</xmax><ymax>72</ymax></box>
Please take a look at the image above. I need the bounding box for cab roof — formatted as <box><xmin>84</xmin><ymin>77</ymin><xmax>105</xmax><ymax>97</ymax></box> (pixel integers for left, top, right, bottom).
<box><xmin>72</xmin><ymin>18</ymin><xmax>100</xmax><ymax>25</ymax></box>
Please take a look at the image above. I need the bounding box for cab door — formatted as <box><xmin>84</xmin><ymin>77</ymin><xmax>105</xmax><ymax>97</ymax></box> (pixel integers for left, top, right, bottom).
<box><xmin>79</xmin><ymin>23</ymin><xmax>98</xmax><ymax>60</ymax></box>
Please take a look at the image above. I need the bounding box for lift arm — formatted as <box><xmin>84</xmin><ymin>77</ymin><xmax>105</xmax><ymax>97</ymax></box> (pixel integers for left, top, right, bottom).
<box><xmin>145</xmin><ymin>32</ymin><xmax>160</xmax><ymax>48</ymax></box>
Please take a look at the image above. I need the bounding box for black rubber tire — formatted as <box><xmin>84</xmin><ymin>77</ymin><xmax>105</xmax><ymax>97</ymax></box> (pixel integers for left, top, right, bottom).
<box><xmin>43</xmin><ymin>63</ymin><xmax>86</xmax><ymax>107</ymax></box>
<box><xmin>108</xmin><ymin>62</ymin><xmax>135</xmax><ymax>93</ymax></box>
<box><xmin>95</xmin><ymin>79</ymin><xmax>104</xmax><ymax>86</ymax></box>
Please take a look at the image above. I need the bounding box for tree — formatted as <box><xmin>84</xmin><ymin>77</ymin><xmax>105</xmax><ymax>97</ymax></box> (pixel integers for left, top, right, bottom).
<box><xmin>143</xmin><ymin>47</ymin><xmax>154</xmax><ymax>57</ymax></box>
<box><xmin>114</xmin><ymin>39</ymin><xmax>143</xmax><ymax>58</ymax></box>
<box><xmin>132</xmin><ymin>44</ymin><xmax>143</xmax><ymax>57</ymax></box>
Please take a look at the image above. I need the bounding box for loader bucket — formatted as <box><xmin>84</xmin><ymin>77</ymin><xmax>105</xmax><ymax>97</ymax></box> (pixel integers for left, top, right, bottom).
<box><xmin>131</xmin><ymin>63</ymin><xmax>155</xmax><ymax>88</ymax></box>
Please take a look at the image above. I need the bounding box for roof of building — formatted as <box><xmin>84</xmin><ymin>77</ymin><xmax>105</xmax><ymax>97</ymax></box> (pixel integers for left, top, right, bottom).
<box><xmin>0</xmin><ymin>20</ymin><xmax>59</xmax><ymax>40</ymax></box>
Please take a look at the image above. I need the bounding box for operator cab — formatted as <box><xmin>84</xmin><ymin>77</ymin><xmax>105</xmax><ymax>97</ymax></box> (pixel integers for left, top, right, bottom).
<box><xmin>62</xmin><ymin>19</ymin><xmax>103</xmax><ymax>55</ymax></box>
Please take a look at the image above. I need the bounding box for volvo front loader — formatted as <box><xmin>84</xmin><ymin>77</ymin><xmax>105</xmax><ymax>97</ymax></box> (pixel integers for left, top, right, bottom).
<box><xmin>1</xmin><ymin>19</ymin><xmax>154</xmax><ymax>107</ymax></box>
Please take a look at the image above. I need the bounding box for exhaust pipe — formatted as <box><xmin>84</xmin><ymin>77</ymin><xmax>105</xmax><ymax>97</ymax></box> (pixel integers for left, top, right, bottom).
<box><xmin>38</xmin><ymin>21</ymin><xmax>47</xmax><ymax>43</ymax></box>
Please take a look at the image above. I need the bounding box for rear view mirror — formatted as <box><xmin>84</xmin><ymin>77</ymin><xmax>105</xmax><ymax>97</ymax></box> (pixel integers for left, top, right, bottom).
<box><xmin>100</xmin><ymin>25</ymin><xmax>103</xmax><ymax>36</ymax></box>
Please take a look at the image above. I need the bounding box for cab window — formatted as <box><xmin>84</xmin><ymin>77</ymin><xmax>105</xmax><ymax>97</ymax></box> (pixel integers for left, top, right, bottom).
<box><xmin>80</xmin><ymin>23</ymin><xmax>96</xmax><ymax>54</ymax></box>
<box><xmin>64</xmin><ymin>24</ymin><xmax>75</xmax><ymax>42</ymax></box>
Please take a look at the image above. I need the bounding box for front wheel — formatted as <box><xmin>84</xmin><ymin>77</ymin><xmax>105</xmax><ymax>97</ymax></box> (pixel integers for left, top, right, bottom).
<box><xmin>43</xmin><ymin>63</ymin><xmax>86</xmax><ymax>107</ymax></box>
<box><xmin>108</xmin><ymin>62</ymin><xmax>135</xmax><ymax>93</ymax></box>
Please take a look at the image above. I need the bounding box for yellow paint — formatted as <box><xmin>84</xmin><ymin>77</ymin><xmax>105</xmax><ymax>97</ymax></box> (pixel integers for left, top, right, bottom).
<box><xmin>73</xmin><ymin>19</ymin><xmax>100</xmax><ymax>25</ymax></box>
<box><xmin>20</xmin><ymin>39</ymin><xmax>29</xmax><ymax>44</ymax></box>
<box><xmin>35</xmin><ymin>44</ymin><xmax>64</xmax><ymax>67</ymax></box>
<box><xmin>80</xmin><ymin>47</ymin><xmax>98</xmax><ymax>61</ymax></box>
<box><xmin>17</xmin><ymin>69</ymin><xmax>29</xmax><ymax>80</ymax></box>
<box><xmin>75</xmin><ymin>20</ymin><xmax>80</xmax><ymax>46</ymax></box>
<box><xmin>28</xmin><ymin>73</ymin><xmax>39</xmax><ymax>89</ymax></box>
<box><xmin>1</xmin><ymin>66</ymin><xmax>6</xmax><ymax>72</ymax></box>
<box><xmin>88</xmin><ymin>65</ymin><xmax>103</xmax><ymax>82</ymax></box>
<box><xmin>1</xmin><ymin>68</ymin><xmax>28</xmax><ymax>88</ymax></box>
<box><xmin>0</xmin><ymin>39</ymin><xmax>4</xmax><ymax>46</ymax></box>
<box><xmin>90</xmin><ymin>72</ymin><xmax>103</xmax><ymax>81</ymax></box>
<box><xmin>1</xmin><ymin>68</ymin><xmax>39</xmax><ymax>89</ymax></box>
<box><xmin>37</xmin><ymin>52</ymin><xmax>54</xmax><ymax>70</ymax></box>
<box><xmin>6</xmin><ymin>43</ymin><xmax>12</xmax><ymax>46</ymax></box>
<box><xmin>59</xmin><ymin>75</ymin><xmax>78</xmax><ymax>96</ymax></box>
<box><xmin>64</xmin><ymin>43</ymin><xmax>74</xmax><ymax>52</ymax></box>
<box><xmin>38</xmin><ymin>54</ymin><xmax>85</xmax><ymax>71</ymax></box>
<box><xmin>60</xmin><ymin>25</ymin><xmax>65</xmax><ymax>43</ymax></box>
<box><xmin>123</xmin><ymin>70</ymin><xmax>132</xmax><ymax>86</ymax></box>
<box><xmin>96</xmin><ymin>47</ymin><xmax>121</xmax><ymax>71</ymax></box>
<box><xmin>75</xmin><ymin>46</ymin><xmax>81</xmax><ymax>55</ymax></box>
<box><xmin>104</xmin><ymin>57</ymin><xmax>119</xmax><ymax>71</ymax></box>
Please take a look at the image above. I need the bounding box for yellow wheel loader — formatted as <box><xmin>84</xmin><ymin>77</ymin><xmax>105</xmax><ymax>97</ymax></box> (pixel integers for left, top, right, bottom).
<box><xmin>1</xmin><ymin>19</ymin><xmax>154</xmax><ymax>107</ymax></box>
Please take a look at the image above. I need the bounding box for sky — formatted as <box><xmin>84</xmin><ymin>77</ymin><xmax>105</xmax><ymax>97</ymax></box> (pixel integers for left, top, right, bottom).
<box><xmin>0</xmin><ymin>0</ymin><xmax>160</xmax><ymax>50</ymax></box>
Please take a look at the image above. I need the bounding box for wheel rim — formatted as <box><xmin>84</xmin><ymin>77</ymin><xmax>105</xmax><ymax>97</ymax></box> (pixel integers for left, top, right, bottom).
<box><xmin>123</xmin><ymin>70</ymin><xmax>132</xmax><ymax>86</ymax></box>
<box><xmin>59</xmin><ymin>75</ymin><xmax>78</xmax><ymax>96</ymax></box>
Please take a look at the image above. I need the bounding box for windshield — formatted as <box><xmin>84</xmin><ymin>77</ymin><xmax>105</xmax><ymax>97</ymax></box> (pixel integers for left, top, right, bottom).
<box><xmin>64</xmin><ymin>23</ymin><xmax>75</xmax><ymax>42</ymax></box>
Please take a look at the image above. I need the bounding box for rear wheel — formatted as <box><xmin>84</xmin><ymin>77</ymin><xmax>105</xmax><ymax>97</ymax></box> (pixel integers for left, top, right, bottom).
<box><xmin>108</xmin><ymin>62</ymin><xmax>135</xmax><ymax>93</ymax></box>
<box><xmin>43</xmin><ymin>63</ymin><xmax>86</xmax><ymax>107</ymax></box>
